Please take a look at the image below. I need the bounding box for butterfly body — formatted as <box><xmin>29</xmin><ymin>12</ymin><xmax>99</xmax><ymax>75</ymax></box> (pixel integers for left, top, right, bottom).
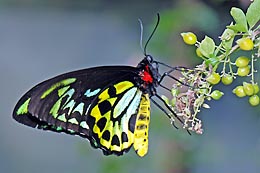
<box><xmin>13</xmin><ymin>56</ymin><xmax>160</xmax><ymax>157</ymax></box>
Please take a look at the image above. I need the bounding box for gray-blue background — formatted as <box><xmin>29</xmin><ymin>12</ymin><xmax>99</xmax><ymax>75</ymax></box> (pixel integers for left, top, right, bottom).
<box><xmin>1</xmin><ymin>1</ymin><xmax>259</xmax><ymax>173</ymax></box>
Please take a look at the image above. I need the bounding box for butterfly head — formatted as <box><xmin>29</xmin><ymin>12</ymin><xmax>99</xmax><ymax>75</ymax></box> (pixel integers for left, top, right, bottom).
<box><xmin>137</xmin><ymin>55</ymin><xmax>161</xmax><ymax>95</ymax></box>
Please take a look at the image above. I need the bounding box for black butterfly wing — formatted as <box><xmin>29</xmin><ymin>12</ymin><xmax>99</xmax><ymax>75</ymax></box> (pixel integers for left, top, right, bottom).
<box><xmin>13</xmin><ymin>66</ymin><xmax>150</xmax><ymax>156</ymax></box>
<box><xmin>14</xmin><ymin>66</ymin><xmax>133</xmax><ymax>125</ymax></box>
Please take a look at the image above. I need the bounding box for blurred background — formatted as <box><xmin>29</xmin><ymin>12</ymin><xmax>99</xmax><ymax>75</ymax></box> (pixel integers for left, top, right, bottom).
<box><xmin>1</xmin><ymin>0</ymin><xmax>259</xmax><ymax>173</ymax></box>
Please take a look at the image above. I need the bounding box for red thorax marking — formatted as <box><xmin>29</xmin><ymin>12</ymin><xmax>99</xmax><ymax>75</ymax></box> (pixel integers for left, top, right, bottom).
<box><xmin>142</xmin><ymin>65</ymin><xmax>153</xmax><ymax>83</ymax></box>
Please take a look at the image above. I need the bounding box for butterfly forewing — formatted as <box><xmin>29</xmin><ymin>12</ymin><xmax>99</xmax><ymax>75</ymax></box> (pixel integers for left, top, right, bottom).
<box><xmin>13</xmin><ymin>66</ymin><xmax>148</xmax><ymax>155</ymax></box>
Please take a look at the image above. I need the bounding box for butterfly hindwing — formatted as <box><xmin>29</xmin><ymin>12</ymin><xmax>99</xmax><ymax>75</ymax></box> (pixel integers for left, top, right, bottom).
<box><xmin>88</xmin><ymin>81</ymin><xmax>143</xmax><ymax>155</ymax></box>
<box><xmin>13</xmin><ymin>66</ymin><xmax>151</xmax><ymax>156</ymax></box>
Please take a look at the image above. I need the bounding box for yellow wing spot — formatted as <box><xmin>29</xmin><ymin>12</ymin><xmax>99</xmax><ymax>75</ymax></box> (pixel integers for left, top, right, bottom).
<box><xmin>126</xmin><ymin>131</ymin><xmax>134</xmax><ymax>147</ymax></box>
<box><xmin>107</xmin><ymin>97</ymin><xmax>117</xmax><ymax>106</ymax></box>
<box><xmin>133</xmin><ymin>94</ymin><xmax>150</xmax><ymax>157</ymax></box>
<box><xmin>110</xmin><ymin>121</ymin><xmax>122</xmax><ymax>152</ymax></box>
<box><xmin>93</xmin><ymin>111</ymin><xmax>111</xmax><ymax>136</ymax></box>
<box><xmin>90</xmin><ymin>105</ymin><xmax>102</xmax><ymax>120</ymax></box>
<box><xmin>98</xmin><ymin>88</ymin><xmax>110</xmax><ymax>102</ymax></box>
<box><xmin>100</xmin><ymin>136</ymin><xmax>110</xmax><ymax>149</ymax></box>
<box><xmin>93</xmin><ymin>124</ymin><xmax>101</xmax><ymax>136</ymax></box>
<box><xmin>114</xmin><ymin>81</ymin><xmax>134</xmax><ymax>95</ymax></box>
<box><xmin>100</xmin><ymin>120</ymin><xmax>114</xmax><ymax>149</ymax></box>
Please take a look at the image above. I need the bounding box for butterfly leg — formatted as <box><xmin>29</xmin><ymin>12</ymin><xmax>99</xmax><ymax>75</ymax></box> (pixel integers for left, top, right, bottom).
<box><xmin>151</xmin><ymin>97</ymin><xmax>192</xmax><ymax>135</ymax></box>
<box><xmin>150</xmin><ymin>94</ymin><xmax>185</xmax><ymax>129</ymax></box>
<box><xmin>154</xmin><ymin>94</ymin><xmax>184</xmax><ymax>123</ymax></box>
<box><xmin>159</xmin><ymin>84</ymin><xmax>171</xmax><ymax>92</ymax></box>
<box><xmin>150</xmin><ymin>97</ymin><xmax>178</xmax><ymax>129</ymax></box>
<box><xmin>159</xmin><ymin>69</ymin><xmax>193</xmax><ymax>88</ymax></box>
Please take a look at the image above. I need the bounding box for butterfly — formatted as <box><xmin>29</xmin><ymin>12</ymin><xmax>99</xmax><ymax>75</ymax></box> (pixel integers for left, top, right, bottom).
<box><xmin>13</xmin><ymin>14</ymin><xmax>185</xmax><ymax>157</ymax></box>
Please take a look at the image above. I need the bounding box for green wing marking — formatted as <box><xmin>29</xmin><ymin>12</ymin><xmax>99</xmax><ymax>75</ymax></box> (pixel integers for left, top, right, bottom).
<box><xmin>16</xmin><ymin>98</ymin><xmax>31</xmax><ymax>115</ymax></box>
<box><xmin>41</xmin><ymin>78</ymin><xmax>76</xmax><ymax>99</ymax></box>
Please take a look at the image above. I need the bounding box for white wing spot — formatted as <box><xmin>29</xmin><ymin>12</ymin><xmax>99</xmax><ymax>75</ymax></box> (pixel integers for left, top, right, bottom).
<box><xmin>68</xmin><ymin>118</ymin><xmax>79</xmax><ymax>125</ymax></box>
<box><xmin>84</xmin><ymin>88</ymin><xmax>101</xmax><ymax>97</ymax></box>
<box><xmin>72</xmin><ymin>102</ymin><xmax>84</xmax><ymax>115</ymax></box>
<box><xmin>113</xmin><ymin>87</ymin><xmax>138</xmax><ymax>118</ymax></box>
<box><xmin>80</xmin><ymin>121</ymin><xmax>89</xmax><ymax>129</ymax></box>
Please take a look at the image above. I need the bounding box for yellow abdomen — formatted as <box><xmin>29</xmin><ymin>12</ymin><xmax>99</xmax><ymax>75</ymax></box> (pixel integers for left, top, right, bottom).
<box><xmin>133</xmin><ymin>94</ymin><xmax>150</xmax><ymax>157</ymax></box>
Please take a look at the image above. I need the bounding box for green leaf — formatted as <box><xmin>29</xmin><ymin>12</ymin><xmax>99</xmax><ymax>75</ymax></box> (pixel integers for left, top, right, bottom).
<box><xmin>230</xmin><ymin>7</ymin><xmax>248</xmax><ymax>32</ymax></box>
<box><xmin>246</xmin><ymin>0</ymin><xmax>260</xmax><ymax>29</ymax></box>
<box><xmin>227</xmin><ymin>24</ymin><xmax>246</xmax><ymax>32</ymax></box>
<box><xmin>221</xmin><ymin>28</ymin><xmax>235</xmax><ymax>50</ymax></box>
<box><xmin>205</xmin><ymin>55</ymin><xmax>219</xmax><ymax>67</ymax></box>
<box><xmin>198</xmin><ymin>36</ymin><xmax>215</xmax><ymax>58</ymax></box>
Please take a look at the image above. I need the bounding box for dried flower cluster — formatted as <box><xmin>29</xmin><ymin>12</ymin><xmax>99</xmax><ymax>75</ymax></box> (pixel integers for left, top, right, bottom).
<box><xmin>162</xmin><ymin>63</ymin><xmax>215</xmax><ymax>134</ymax></box>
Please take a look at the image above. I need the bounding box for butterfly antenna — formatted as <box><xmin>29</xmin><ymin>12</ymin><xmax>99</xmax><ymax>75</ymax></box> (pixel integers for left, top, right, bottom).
<box><xmin>138</xmin><ymin>18</ymin><xmax>145</xmax><ymax>55</ymax></box>
<box><xmin>143</xmin><ymin>13</ymin><xmax>160</xmax><ymax>56</ymax></box>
